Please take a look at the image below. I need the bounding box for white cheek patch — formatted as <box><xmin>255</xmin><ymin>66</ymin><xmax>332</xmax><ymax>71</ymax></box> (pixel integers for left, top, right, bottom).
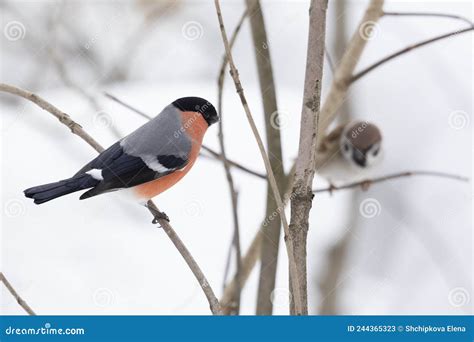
<box><xmin>141</xmin><ymin>155</ymin><xmax>172</xmax><ymax>173</ymax></box>
<box><xmin>86</xmin><ymin>169</ymin><xmax>104</xmax><ymax>180</ymax></box>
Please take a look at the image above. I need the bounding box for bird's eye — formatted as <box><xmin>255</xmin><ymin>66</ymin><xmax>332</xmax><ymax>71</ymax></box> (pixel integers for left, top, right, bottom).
<box><xmin>343</xmin><ymin>143</ymin><xmax>349</xmax><ymax>152</ymax></box>
<box><xmin>372</xmin><ymin>148</ymin><xmax>379</xmax><ymax>156</ymax></box>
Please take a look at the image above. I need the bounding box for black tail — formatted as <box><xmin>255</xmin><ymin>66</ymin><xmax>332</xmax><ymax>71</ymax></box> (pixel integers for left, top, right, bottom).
<box><xmin>24</xmin><ymin>174</ymin><xmax>99</xmax><ymax>204</ymax></box>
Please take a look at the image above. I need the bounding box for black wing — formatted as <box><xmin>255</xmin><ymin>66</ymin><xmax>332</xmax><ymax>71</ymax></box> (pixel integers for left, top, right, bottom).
<box><xmin>76</xmin><ymin>142</ymin><xmax>188</xmax><ymax>199</ymax></box>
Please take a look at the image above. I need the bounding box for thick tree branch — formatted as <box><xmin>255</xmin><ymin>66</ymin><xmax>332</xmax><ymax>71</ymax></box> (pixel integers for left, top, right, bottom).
<box><xmin>0</xmin><ymin>272</ymin><xmax>36</xmax><ymax>315</ymax></box>
<box><xmin>0</xmin><ymin>83</ymin><xmax>221</xmax><ymax>315</ymax></box>
<box><xmin>289</xmin><ymin>0</ymin><xmax>328</xmax><ymax>315</ymax></box>
<box><xmin>214</xmin><ymin>0</ymin><xmax>304</xmax><ymax>314</ymax></box>
<box><xmin>245</xmin><ymin>0</ymin><xmax>287</xmax><ymax>315</ymax></box>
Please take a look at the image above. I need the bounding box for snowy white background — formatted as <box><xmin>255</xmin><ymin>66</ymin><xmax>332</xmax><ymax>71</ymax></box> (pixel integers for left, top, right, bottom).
<box><xmin>1</xmin><ymin>0</ymin><xmax>472</xmax><ymax>315</ymax></box>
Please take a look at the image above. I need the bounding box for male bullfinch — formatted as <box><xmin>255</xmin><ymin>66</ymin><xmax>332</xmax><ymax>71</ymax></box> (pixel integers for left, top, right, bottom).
<box><xmin>24</xmin><ymin>97</ymin><xmax>219</xmax><ymax>210</ymax></box>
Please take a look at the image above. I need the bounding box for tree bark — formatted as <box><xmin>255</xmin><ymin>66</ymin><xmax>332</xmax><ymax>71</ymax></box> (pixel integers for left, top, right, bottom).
<box><xmin>289</xmin><ymin>0</ymin><xmax>328</xmax><ymax>315</ymax></box>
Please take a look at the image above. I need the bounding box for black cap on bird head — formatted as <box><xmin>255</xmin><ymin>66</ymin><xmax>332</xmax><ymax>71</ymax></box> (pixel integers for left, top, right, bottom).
<box><xmin>172</xmin><ymin>97</ymin><xmax>219</xmax><ymax>127</ymax></box>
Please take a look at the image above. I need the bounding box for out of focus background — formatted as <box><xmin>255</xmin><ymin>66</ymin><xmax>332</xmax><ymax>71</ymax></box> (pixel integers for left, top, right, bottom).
<box><xmin>1</xmin><ymin>0</ymin><xmax>472</xmax><ymax>315</ymax></box>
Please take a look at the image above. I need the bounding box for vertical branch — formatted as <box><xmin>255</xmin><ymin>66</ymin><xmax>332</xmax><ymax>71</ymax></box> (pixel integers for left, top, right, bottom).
<box><xmin>288</xmin><ymin>0</ymin><xmax>328</xmax><ymax>315</ymax></box>
<box><xmin>214</xmin><ymin>0</ymin><xmax>304</xmax><ymax>314</ymax></box>
<box><xmin>317</xmin><ymin>0</ymin><xmax>384</xmax><ymax>144</ymax></box>
<box><xmin>0</xmin><ymin>272</ymin><xmax>36</xmax><ymax>315</ymax></box>
<box><xmin>245</xmin><ymin>0</ymin><xmax>286</xmax><ymax>315</ymax></box>
<box><xmin>216</xmin><ymin>9</ymin><xmax>247</xmax><ymax>315</ymax></box>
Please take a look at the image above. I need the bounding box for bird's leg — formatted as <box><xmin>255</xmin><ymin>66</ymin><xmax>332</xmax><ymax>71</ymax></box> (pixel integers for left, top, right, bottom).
<box><xmin>144</xmin><ymin>203</ymin><xmax>170</xmax><ymax>224</ymax></box>
<box><xmin>152</xmin><ymin>211</ymin><xmax>170</xmax><ymax>224</ymax></box>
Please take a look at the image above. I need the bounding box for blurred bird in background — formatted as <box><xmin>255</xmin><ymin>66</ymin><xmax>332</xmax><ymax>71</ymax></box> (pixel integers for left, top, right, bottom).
<box><xmin>24</xmin><ymin>97</ymin><xmax>219</xmax><ymax>211</ymax></box>
<box><xmin>316</xmin><ymin>121</ymin><xmax>383</xmax><ymax>183</ymax></box>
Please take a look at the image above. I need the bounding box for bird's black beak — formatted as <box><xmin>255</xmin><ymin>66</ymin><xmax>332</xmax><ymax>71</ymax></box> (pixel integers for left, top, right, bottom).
<box><xmin>353</xmin><ymin>150</ymin><xmax>367</xmax><ymax>167</ymax></box>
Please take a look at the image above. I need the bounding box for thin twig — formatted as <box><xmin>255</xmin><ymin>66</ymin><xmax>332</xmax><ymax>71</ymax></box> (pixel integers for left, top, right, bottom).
<box><xmin>383</xmin><ymin>11</ymin><xmax>474</xmax><ymax>26</ymax></box>
<box><xmin>104</xmin><ymin>92</ymin><xmax>153</xmax><ymax>120</ymax></box>
<box><xmin>216</xmin><ymin>8</ymin><xmax>248</xmax><ymax>315</ymax></box>
<box><xmin>214</xmin><ymin>0</ymin><xmax>304</xmax><ymax>314</ymax></box>
<box><xmin>0</xmin><ymin>83</ymin><xmax>104</xmax><ymax>153</ymax></box>
<box><xmin>325</xmin><ymin>48</ymin><xmax>335</xmax><ymax>75</ymax></box>
<box><xmin>201</xmin><ymin>145</ymin><xmax>266</xmax><ymax>179</ymax></box>
<box><xmin>103</xmin><ymin>92</ymin><xmax>266</xmax><ymax>179</ymax></box>
<box><xmin>350</xmin><ymin>26</ymin><xmax>474</xmax><ymax>83</ymax></box>
<box><xmin>0</xmin><ymin>83</ymin><xmax>221</xmax><ymax>315</ymax></box>
<box><xmin>146</xmin><ymin>201</ymin><xmax>222</xmax><ymax>314</ymax></box>
<box><xmin>0</xmin><ymin>272</ymin><xmax>36</xmax><ymax>315</ymax></box>
<box><xmin>313</xmin><ymin>171</ymin><xmax>469</xmax><ymax>193</ymax></box>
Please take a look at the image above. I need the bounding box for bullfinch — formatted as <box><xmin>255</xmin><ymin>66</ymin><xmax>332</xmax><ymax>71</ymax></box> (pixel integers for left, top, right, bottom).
<box><xmin>24</xmin><ymin>97</ymin><xmax>219</xmax><ymax>211</ymax></box>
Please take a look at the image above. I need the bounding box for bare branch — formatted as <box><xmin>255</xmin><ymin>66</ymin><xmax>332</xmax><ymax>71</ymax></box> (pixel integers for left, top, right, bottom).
<box><xmin>317</xmin><ymin>0</ymin><xmax>384</xmax><ymax>145</ymax></box>
<box><xmin>146</xmin><ymin>201</ymin><xmax>221</xmax><ymax>315</ymax></box>
<box><xmin>383</xmin><ymin>11</ymin><xmax>474</xmax><ymax>26</ymax></box>
<box><xmin>244</xmin><ymin>0</ymin><xmax>287</xmax><ymax>315</ymax></box>
<box><xmin>104</xmin><ymin>92</ymin><xmax>153</xmax><ymax>120</ymax></box>
<box><xmin>350</xmin><ymin>26</ymin><xmax>474</xmax><ymax>83</ymax></box>
<box><xmin>214</xmin><ymin>0</ymin><xmax>304</xmax><ymax>314</ymax></box>
<box><xmin>0</xmin><ymin>83</ymin><xmax>221</xmax><ymax>315</ymax></box>
<box><xmin>288</xmin><ymin>0</ymin><xmax>328</xmax><ymax>315</ymax></box>
<box><xmin>0</xmin><ymin>83</ymin><xmax>104</xmax><ymax>153</ymax></box>
<box><xmin>0</xmin><ymin>272</ymin><xmax>36</xmax><ymax>315</ymax></box>
<box><xmin>216</xmin><ymin>8</ymin><xmax>248</xmax><ymax>315</ymax></box>
<box><xmin>201</xmin><ymin>145</ymin><xmax>266</xmax><ymax>179</ymax></box>
<box><xmin>313</xmin><ymin>171</ymin><xmax>469</xmax><ymax>193</ymax></box>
